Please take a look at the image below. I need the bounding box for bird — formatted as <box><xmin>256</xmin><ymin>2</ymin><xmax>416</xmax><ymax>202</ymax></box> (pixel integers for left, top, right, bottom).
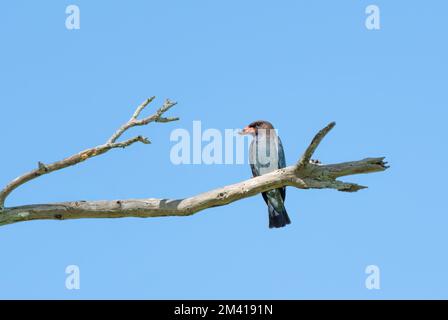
<box><xmin>240</xmin><ymin>120</ymin><xmax>291</xmax><ymax>228</ymax></box>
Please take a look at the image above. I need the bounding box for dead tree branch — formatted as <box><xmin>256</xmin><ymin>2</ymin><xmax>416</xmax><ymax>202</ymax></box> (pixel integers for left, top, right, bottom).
<box><xmin>0</xmin><ymin>99</ymin><xmax>388</xmax><ymax>227</ymax></box>
<box><xmin>0</xmin><ymin>97</ymin><xmax>178</xmax><ymax>209</ymax></box>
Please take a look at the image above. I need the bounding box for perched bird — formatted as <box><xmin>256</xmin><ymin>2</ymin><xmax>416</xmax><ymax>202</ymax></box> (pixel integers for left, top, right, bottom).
<box><xmin>240</xmin><ymin>120</ymin><xmax>291</xmax><ymax>228</ymax></box>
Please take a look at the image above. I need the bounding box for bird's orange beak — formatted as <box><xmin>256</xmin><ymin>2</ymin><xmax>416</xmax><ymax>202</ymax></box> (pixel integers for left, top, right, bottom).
<box><xmin>239</xmin><ymin>126</ymin><xmax>255</xmax><ymax>135</ymax></box>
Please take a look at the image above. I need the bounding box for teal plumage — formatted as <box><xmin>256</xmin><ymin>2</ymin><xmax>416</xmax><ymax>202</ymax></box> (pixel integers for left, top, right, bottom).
<box><xmin>241</xmin><ymin>120</ymin><xmax>291</xmax><ymax>228</ymax></box>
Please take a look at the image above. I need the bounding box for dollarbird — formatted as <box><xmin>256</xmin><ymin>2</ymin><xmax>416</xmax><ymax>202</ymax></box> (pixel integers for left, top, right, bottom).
<box><xmin>240</xmin><ymin>120</ymin><xmax>291</xmax><ymax>228</ymax></box>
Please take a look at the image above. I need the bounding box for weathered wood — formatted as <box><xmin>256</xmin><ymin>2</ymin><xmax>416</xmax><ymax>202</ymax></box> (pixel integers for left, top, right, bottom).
<box><xmin>0</xmin><ymin>97</ymin><xmax>388</xmax><ymax>227</ymax></box>
<box><xmin>0</xmin><ymin>98</ymin><xmax>178</xmax><ymax>209</ymax></box>
<box><xmin>0</xmin><ymin>157</ymin><xmax>388</xmax><ymax>227</ymax></box>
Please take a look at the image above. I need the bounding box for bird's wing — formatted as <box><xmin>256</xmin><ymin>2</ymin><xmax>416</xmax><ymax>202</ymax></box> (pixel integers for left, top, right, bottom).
<box><xmin>250</xmin><ymin>135</ymin><xmax>287</xmax><ymax>204</ymax></box>
<box><xmin>277</xmin><ymin>136</ymin><xmax>286</xmax><ymax>169</ymax></box>
<box><xmin>250</xmin><ymin>162</ymin><xmax>259</xmax><ymax>178</ymax></box>
<box><xmin>277</xmin><ymin>136</ymin><xmax>286</xmax><ymax>201</ymax></box>
<box><xmin>249</xmin><ymin>139</ymin><xmax>260</xmax><ymax>177</ymax></box>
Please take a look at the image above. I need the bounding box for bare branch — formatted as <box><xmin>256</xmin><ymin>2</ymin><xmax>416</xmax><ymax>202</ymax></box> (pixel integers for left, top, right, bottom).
<box><xmin>0</xmin><ymin>115</ymin><xmax>388</xmax><ymax>226</ymax></box>
<box><xmin>0</xmin><ymin>97</ymin><xmax>178</xmax><ymax>209</ymax></box>
<box><xmin>110</xmin><ymin>135</ymin><xmax>151</xmax><ymax>148</ymax></box>
<box><xmin>131</xmin><ymin>96</ymin><xmax>155</xmax><ymax>120</ymax></box>
<box><xmin>298</xmin><ymin>121</ymin><xmax>336</xmax><ymax>167</ymax></box>
<box><xmin>0</xmin><ymin>157</ymin><xmax>388</xmax><ymax>227</ymax></box>
<box><xmin>155</xmin><ymin>116</ymin><xmax>180</xmax><ymax>123</ymax></box>
<box><xmin>107</xmin><ymin>97</ymin><xmax>177</xmax><ymax>144</ymax></box>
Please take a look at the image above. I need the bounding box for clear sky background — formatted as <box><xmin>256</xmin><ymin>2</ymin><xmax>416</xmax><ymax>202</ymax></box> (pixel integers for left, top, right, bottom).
<box><xmin>0</xmin><ymin>1</ymin><xmax>447</xmax><ymax>299</ymax></box>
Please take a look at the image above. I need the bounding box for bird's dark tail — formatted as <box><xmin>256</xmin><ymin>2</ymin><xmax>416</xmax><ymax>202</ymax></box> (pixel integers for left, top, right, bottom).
<box><xmin>268</xmin><ymin>203</ymin><xmax>291</xmax><ymax>228</ymax></box>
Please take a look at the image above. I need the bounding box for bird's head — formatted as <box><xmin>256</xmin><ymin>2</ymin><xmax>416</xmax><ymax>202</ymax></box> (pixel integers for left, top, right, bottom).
<box><xmin>239</xmin><ymin>120</ymin><xmax>275</xmax><ymax>136</ymax></box>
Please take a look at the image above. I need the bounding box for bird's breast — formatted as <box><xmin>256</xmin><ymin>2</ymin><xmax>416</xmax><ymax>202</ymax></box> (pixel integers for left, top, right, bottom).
<box><xmin>249</xmin><ymin>136</ymin><xmax>279</xmax><ymax>174</ymax></box>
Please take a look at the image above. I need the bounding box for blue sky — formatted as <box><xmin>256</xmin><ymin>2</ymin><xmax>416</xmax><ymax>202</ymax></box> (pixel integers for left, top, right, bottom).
<box><xmin>0</xmin><ymin>1</ymin><xmax>447</xmax><ymax>299</ymax></box>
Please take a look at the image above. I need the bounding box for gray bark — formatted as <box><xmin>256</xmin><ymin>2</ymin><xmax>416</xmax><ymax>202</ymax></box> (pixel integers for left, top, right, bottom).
<box><xmin>0</xmin><ymin>97</ymin><xmax>389</xmax><ymax>227</ymax></box>
<box><xmin>0</xmin><ymin>157</ymin><xmax>387</xmax><ymax>226</ymax></box>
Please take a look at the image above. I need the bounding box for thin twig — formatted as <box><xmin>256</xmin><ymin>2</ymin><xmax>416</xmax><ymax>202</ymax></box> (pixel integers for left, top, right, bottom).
<box><xmin>107</xmin><ymin>97</ymin><xmax>178</xmax><ymax>144</ymax></box>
